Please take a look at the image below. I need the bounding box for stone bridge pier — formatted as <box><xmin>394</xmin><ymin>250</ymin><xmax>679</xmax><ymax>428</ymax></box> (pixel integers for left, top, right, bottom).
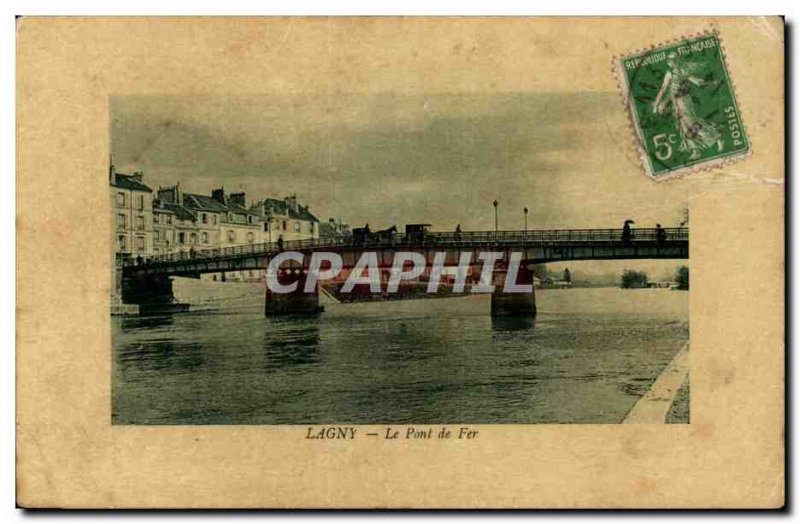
<box><xmin>120</xmin><ymin>273</ymin><xmax>186</xmax><ymax>314</ymax></box>
<box><xmin>490</xmin><ymin>261</ymin><xmax>537</xmax><ymax>317</ymax></box>
<box><xmin>265</xmin><ymin>262</ymin><xmax>324</xmax><ymax>316</ymax></box>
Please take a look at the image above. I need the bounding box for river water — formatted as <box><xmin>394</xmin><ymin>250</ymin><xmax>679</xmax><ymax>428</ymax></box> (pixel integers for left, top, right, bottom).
<box><xmin>112</xmin><ymin>287</ymin><xmax>688</xmax><ymax>425</ymax></box>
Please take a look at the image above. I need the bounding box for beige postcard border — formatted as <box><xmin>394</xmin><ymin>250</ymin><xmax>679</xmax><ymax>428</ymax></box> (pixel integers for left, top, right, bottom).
<box><xmin>16</xmin><ymin>16</ymin><xmax>783</xmax><ymax>508</ymax></box>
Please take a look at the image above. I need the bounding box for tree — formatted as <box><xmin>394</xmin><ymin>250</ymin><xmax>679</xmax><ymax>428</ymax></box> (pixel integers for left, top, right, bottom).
<box><xmin>532</xmin><ymin>264</ymin><xmax>548</xmax><ymax>281</ymax></box>
<box><xmin>563</xmin><ymin>268</ymin><xmax>571</xmax><ymax>283</ymax></box>
<box><xmin>620</xmin><ymin>269</ymin><xmax>648</xmax><ymax>289</ymax></box>
<box><xmin>675</xmin><ymin>265</ymin><xmax>689</xmax><ymax>290</ymax></box>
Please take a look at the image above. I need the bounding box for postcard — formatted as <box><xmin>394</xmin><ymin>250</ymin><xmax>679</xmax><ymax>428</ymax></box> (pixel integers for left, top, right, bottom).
<box><xmin>16</xmin><ymin>16</ymin><xmax>784</xmax><ymax>508</ymax></box>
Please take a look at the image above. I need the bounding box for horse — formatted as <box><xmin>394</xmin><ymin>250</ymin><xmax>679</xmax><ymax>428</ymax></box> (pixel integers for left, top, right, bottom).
<box><xmin>376</xmin><ymin>225</ymin><xmax>398</xmax><ymax>242</ymax></box>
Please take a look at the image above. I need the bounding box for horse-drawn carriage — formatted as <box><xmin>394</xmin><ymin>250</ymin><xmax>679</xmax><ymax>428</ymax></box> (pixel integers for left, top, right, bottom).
<box><xmin>351</xmin><ymin>223</ymin><xmax>431</xmax><ymax>246</ymax></box>
<box><xmin>351</xmin><ymin>224</ymin><xmax>399</xmax><ymax>246</ymax></box>
<box><xmin>404</xmin><ymin>224</ymin><xmax>431</xmax><ymax>244</ymax></box>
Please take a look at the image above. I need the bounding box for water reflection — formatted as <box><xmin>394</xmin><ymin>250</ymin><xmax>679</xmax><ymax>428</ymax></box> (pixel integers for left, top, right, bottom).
<box><xmin>113</xmin><ymin>289</ymin><xmax>689</xmax><ymax>424</ymax></box>
<box><xmin>262</xmin><ymin>317</ymin><xmax>321</xmax><ymax>370</ymax></box>
<box><xmin>119</xmin><ymin>314</ymin><xmax>175</xmax><ymax>330</ymax></box>
<box><xmin>491</xmin><ymin>315</ymin><xmax>536</xmax><ymax>333</ymax></box>
<box><xmin>116</xmin><ymin>339</ymin><xmax>206</xmax><ymax>373</ymax></box>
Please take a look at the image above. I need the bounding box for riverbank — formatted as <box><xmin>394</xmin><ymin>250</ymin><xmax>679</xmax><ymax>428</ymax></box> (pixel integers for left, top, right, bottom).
<box><xmin>623</xmin><ymin>342</ymin><xmax>690</xmax><ymax>424</ymax></box>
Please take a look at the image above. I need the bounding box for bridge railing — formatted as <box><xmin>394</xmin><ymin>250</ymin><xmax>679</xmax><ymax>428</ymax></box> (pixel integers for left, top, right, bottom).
<box><xmin>421</xmin><ymin>227</ymin><xmax>687</xmax><ymax>245</ymax></box>
<box><xmin>122</xmin><ymin>227</ymin><xmax>688</xmax><ymax>268</ymax></box>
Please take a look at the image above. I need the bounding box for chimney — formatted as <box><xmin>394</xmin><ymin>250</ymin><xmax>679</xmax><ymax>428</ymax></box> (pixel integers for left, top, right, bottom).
<box><xmin>212</xmin><ymin>187</ymin><xmax>227</xmax><ymax>204</ymax></box>
<box><xmin>157</xmin><ymin>185</ymin><xmax>182</xmax><ymax>205</ymax></box>
<box><xmin>230</xmin><ymin>192</ymin><xmax>246</xmax><ymax>206</ymax></box>
<box><xmin>284</xmin><ymin>194</ymin><xmax>298</xmax><ymax>213</ymax></box>
<box><xmin>132</xmin><ymin>171</ymin><xmax>143</xmax><ymax>182</ymax></box>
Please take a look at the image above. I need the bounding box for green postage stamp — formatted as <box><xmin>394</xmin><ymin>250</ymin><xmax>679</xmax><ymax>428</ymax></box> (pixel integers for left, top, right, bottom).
<box><xmin>616</xmin><ymin>32</ymin><xmax>749</xmax><ymax>179</ymax></box>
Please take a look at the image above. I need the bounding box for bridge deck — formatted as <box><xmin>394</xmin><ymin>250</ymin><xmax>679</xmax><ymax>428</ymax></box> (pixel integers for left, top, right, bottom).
<box><xmin>122</xmin><ymin>227</ymin><xmax>689</xmax><ymax>277</ymax></box>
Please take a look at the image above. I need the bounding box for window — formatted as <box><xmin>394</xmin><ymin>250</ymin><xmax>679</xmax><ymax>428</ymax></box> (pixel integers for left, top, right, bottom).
<box><xmin>154</xmin><ymin>230</ymin><xmax>160</xmax><ymax>241</ymax></box>
<box><xmin>166</xmin><ymin>230</ymin><xmax>172</xmax><ymax>243</ymax></box>
<box><xmin>247</xmin><ymin>232</ymin><xmax>254</xmax><ymax>243</ymax></box>
<box><xmin>117</xmin><ymin>213</ymin><xmax>126</xmax><ymax>230</ymax></box>
<box><xmin>228</xmin><ymin>230</ymin><xmax>236</xmax><ymax>243</ymax></box>
<box><xmin>282</xmin><ymin>220</ymin><xmax>287</xmax><ymax>231</ymax></box>
<box><xmin>309</xmin><ymin>222</ymin><xmax>315</xmax><ymax>234</ymax></box>
<box><xmin>202</xmin><ymin>232</ymin><xmax>208</xmax><ymax>244</ymax></box>
<box><xmin>117</xmin><ymin>235</ymin><xmax>126</xmax><ymax>251</ymax></box>
<box><xmin>264</xmin><ymin>221</ymin><xmax>270</xmax><ymax>232</ymax></box>
<box><xmin>136</xmin><ymin>236</ymin><xmax>145</xmax><ymax>252</ymax></box>
<box><xmin>166</xmin><ymin>214</ymin><xmax>172</xmax><ymax>225</ymax></box>
<box><xmin>136</xmin><ymin>216</ymin><xmax>145</xmax><ymax>230</ymax></box>
<box><xmin>178</xmin><ymin>232</ymin><xmax>185</xmax><ymax>244</ymax></box>
<box><xmin>294</xmin><ymin>221</ymin><xmax>300</xmax><ymax>232</ymax></box>
<box><xmin>202</xmin><ymin>213</ymin><xmax>207</xmax><ymax>224</ymax></box>
<box><xmin>137</xmin><ymin>195</ymin><xmax>144</xmax><ymax>210</ymax></box>
<box><xmin>212</xmin><ymin>215</ymin><xmax>217</xmax><ymax>225</ymax></box>
<box><xmin>190</xmin><ymin>233</ymin><xmax>197</xmax><ymax>245</ymax></box>
<box><xmin>117</xmin><ymin>192</ymin><xmax>125</xmax><ymax>207</ymax></box>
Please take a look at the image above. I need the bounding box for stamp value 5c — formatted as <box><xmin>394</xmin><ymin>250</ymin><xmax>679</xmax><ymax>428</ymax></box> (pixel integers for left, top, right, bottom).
<box><xmin>617</xmin><ymin>32</ymin><xmax>749</xmax><ymax>179</ymax></box>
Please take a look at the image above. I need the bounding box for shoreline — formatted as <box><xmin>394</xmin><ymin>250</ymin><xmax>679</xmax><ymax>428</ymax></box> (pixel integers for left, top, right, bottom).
<box><xmin>622</xmin><ymin>341</ymin><xmax>690</xmax><ymax>424</ymax></box>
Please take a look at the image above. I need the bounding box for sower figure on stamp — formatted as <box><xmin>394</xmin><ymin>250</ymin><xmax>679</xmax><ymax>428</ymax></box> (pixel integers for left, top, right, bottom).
<box><xmin>651</xmin><ymin>53</ymin><xmax>724</xmax><ymax>161</ymax></box>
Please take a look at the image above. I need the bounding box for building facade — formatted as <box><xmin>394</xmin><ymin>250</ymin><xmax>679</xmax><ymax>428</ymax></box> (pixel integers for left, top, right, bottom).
<box><xmin>111</xmin><ymin>168</ymin><xmax>154</xmax><ymax>257</ymax></box>
<box><xmin>152</xmin><ymin>201</ymin><xmax>177</xmax><ymax>256</ymax></box>
<box><xmin>111</xmin><ymin>167</ymin><xmax>323</xmax><ymax>287</ymax></box>
<box><xmin>211</xmin><ymin>189</ymin><xmax>263</xmax><ymax>248</ymax></box>
<box><xmin>320</xmin><ymin>217</ymin><xmax>351</xmax><ymax>238</ymax></box>
<box><xmin>110</xmin><ymin>166</ymin><xmax>154</xmax><ymax>307</ymax></box>
<box><xmin>180</xmin><ymin>189</ymin><xmax>224</xmax><ymax>248</ymax></box>
<box><xmin>252</xmin><ymin>194</ymin><xmax>320</xmax><ymax>243</ymax></box>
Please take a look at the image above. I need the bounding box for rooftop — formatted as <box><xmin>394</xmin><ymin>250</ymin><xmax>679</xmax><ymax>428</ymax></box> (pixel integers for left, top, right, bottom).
<box><xmin>254</xmin><ymin>198</ymin><xmax>319</xmax><ymax>222</ymax></box>
<box><xmin>183</xmin><ymin>193</ymin><xmax>229</xmax><ymax>213</ymax></box>
<box><xmin>111</xmin><ymin>173</ymin><xmax>153</xmax><ymax>192</ymax></box>
<box><xmin>163</xmin><ymin>202</ymin><xmax>196</xmax><ymax>222</ymax></box>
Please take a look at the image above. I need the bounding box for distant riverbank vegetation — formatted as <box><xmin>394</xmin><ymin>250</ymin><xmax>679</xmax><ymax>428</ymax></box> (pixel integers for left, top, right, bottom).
<box><xmin>620</xmin><ymin>270</ymin><xmax>649</xmax><ymax>289</ymax></box>
<box><xmin>675</xmin><ymin>265</ymin><xmax>689</xmax><ymax>290</ymax></box>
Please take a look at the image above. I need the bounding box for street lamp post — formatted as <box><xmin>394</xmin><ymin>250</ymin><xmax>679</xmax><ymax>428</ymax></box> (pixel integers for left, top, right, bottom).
<box><xmin>493</xmin><ymin>200</ymin><xmax>499</xmax><ymax>237</ymax></box>
<box><xmin>523</xmin><ymin>207</ymin><xmax>528</xmax><ymax>244</ymax></box>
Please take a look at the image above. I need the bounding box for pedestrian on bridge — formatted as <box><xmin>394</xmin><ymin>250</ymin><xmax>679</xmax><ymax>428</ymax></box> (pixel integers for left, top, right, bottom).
<box><xmin>622</xmin><ymin>219</ymin><xmax>634</xmax><ymax>244</ymax></box>
<box><xmin>455</xmin><ymin>224</ymin><xmax>462</xmax><ymax>242</ymax></box>
<box><xmin>656</xmin><ymin>223</ymin><xmax>667</xmax><ymax>243</ymax></box>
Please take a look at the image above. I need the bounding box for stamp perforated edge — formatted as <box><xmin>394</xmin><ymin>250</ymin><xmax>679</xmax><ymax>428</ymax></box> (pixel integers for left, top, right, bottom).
<box><xmin>612</xmin><ymin>28</ymin><xmax>753</xmax><ymax>182</ymax></box>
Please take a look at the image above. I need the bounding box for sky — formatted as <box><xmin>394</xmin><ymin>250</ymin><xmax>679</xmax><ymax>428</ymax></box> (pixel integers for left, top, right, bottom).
<box><xmin>110</xmin><ymin>92</ymin><xmax>690</xmax><ymax>277</ymax></box>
